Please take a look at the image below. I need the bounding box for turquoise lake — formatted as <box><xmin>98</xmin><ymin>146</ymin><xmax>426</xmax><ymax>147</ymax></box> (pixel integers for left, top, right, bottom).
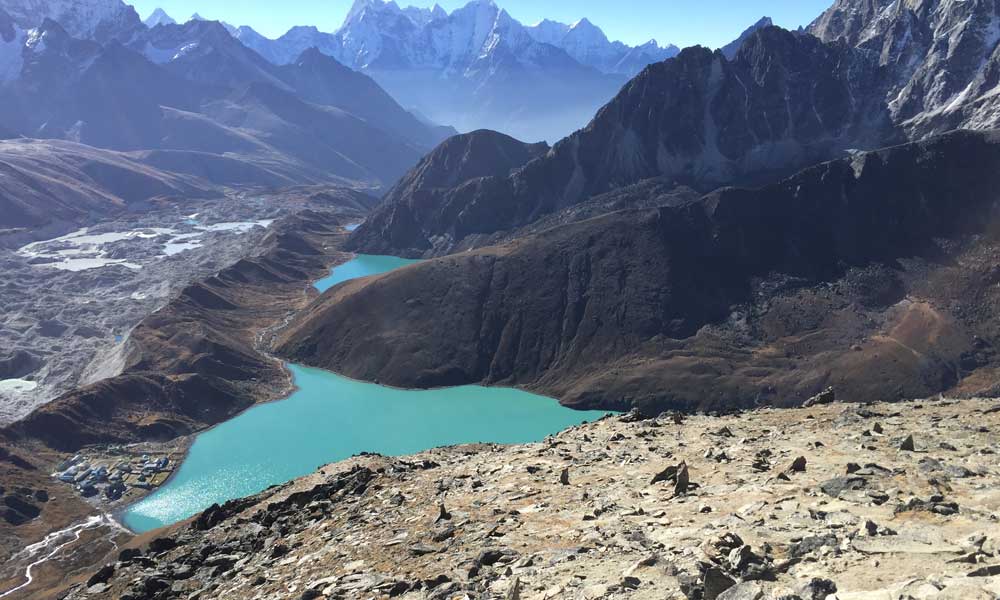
<box><xmin>313</xmin><ymin>253</ymin><xmax>420</xmax><ymax>293</ymax></box>
<box><xmin>122</xmin><ymin>255</ymin><xmax>609</xmax><ymax>533</ymax></box>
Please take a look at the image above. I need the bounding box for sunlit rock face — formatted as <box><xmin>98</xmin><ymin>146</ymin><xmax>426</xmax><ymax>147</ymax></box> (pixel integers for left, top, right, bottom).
<box><xmin>809</xmin><ymin>0</ymin><xmax>1000</xmax><ymax>136</ymax></box>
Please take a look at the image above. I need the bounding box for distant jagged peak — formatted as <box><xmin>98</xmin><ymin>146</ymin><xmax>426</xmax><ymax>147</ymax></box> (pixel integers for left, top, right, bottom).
<box><xmin>345</xmin><ymin>0</ymin><xmax>402</xmax><ymax>24</ymax></box>
<box><xmin>719</xmin><ymin>15</ymin><xmax>774</xmax><ymax>59</ymax></box>
<box><xmin>144</xmin><ymin>8</ymin><xmax>176</xmax><ymax>28</ymax></box>
<box><xmin>569</xmin><ymin>17</ymin><xmax>599</xmax><ymax>33</ymax></box>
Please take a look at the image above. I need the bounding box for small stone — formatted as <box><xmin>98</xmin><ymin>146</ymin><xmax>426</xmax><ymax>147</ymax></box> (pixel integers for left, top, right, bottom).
<box><xmin>651</xmin><ymin>464</ymin><xmax>678</xmax><ymax>485</ymax></box>
<box><xmin>796</xmin><ymin>578</ymin><xmax>838</xmax><ymax>599</ymax></box>
<box><xmin>789</xmin><ymin>456</ymin><xmax>807</xmax><ymax>473</ymax></box>
<box><xmin>87</xmin><ymin>564</ymin><xmax>115</xmax><ymax>587</ymax></box>
<box><xmin>703</xmin><ymin>567</ymin><xmax>737</xmax><ymax>600</ymax></box>
<box><xmin>969</xmin><ymin>565</ymin><xmax>1000</xmax><ymax>577</ymax></box>
<box><xmin>899</xmin><ymin>435</ymin><xmax>916</xmax><ymax>452</ymax></box>
<box><xmin>674</xmin><ymin>463</ymin><xmax>691</xmax><ymax>496</ymax></box>
<box><xmin>820</xmin><ymin>476</ymin><xmax>868</xmax><ymax>497</ymax></box>
<box><xmin>147</xmin><ymin>537</ymin><xmax>177</xmax><ymax>554</ymax></box>
<box><xmin>717</xmin><ymin>582</ymin><xmax>763</xmax><ymax>600</ymax></box>
<box><xmin>436</xmin><ymin>503</ymin><xmax>452</xmax><ymax>522</ymax></box>
<box><xmin>560</xmin><ymin>468</ymin><xmax>570</xmax><ymax>485</ymax></box>
<box><xmin>506</xmin><ymin>576</ymin><xmax>522</xmax><ymax>600</ymax></box>
<box><xmin>804</xmin><ymin>387</ymin><xmax>836</xmax><ymax>407</ymax></box>
<box><xmin>621</xmin><ymin>576</ymin><xmax>641</xmax><ymax>589</ymax></box>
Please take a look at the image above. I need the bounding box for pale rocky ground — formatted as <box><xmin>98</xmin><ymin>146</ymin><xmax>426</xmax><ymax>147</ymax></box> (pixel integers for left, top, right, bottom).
<box><xmin>0</xmin><ymin>194</ymin><xmax>357</xmax><ymax>424</ymax></box>
<box><xmin>65</xmin><ymin>396</ymin><xmax>1000</xmax><ymax>600</ymax></box>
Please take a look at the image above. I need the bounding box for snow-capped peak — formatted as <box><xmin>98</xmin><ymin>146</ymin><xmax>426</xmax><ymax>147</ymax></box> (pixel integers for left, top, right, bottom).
<box><xmin>144</xmin><ymin>8</ymin><xmax>176</xmax><ymax>28</ymax></box>
<box><xmin>189</xmin><ymin>13</ymin><xmax>206</xmax><ymax>22</ymax></box>
<box><xmin>229</xmin><ymin>0</ymin><xmax>678</xmax><ymax>79</ymax></box>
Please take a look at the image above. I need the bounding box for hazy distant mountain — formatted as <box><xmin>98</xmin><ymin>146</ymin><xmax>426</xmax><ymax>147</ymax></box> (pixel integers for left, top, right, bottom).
<box><xmin>0</xmin><ymin>0</ymin><xmax>142</xmax><ymax>41</ymax></box>
<box><xmin>143</xmin><ymin>8</ymin><xmax>175</xmax><ymax>28</ymax></box>
<box><xmin>0</xmin><ymin>8</ymin><xmax>25</xmax><ymax>82</ymax></box>
<box><xmin>0</xmin><ymin>17</ymin><xmax>454</xmax><ymax>191</ymax></box>
<box><xmin>226</xmin><ymin>0</ymin><xmax>679</xmax><ymax>142</ymax></box>
<box><xmin>524</xmin><ymin>17</ymin><xmax>679</xmax><ymax>76</ymax></box>
<box><xmin>232</xmin><ymin>25</ymin><xmax>339</xmax><ymax>67</ymax></box>
<box><xmin>720</xmin><ymin>16</ymin><xmax>773</xmax><ymax>59</ymax></box>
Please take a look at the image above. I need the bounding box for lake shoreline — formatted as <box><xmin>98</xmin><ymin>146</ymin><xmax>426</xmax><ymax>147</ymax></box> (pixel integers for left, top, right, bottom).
<box><xmin>121</xmin><ymin>254</ymin><xmax>609</xmax><ymax>533</ymax></box>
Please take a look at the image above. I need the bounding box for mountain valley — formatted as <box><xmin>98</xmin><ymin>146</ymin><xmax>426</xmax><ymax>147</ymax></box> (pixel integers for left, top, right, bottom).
<box><xmin>1</xmin><ymin>0</ymin><xmax>1000</xmax><ymax>599</ymax></box>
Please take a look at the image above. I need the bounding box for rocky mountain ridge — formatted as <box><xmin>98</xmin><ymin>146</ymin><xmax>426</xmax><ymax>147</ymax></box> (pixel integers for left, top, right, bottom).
<box><xmin>349</xmin><ymin>26</ymin><xmax>898</xmax><ymax>258</ymax></box>
<box><xmin>352</xmin><ymin>1</ymin><xmax>1000</xmax><ymax>261</ymax></box>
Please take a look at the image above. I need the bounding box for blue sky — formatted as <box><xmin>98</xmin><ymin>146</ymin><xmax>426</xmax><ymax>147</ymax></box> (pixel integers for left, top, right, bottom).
<box><xmin>131</xmin><ymin>0</ymin><xmax>833</xmax><ymax>48</ymax></box>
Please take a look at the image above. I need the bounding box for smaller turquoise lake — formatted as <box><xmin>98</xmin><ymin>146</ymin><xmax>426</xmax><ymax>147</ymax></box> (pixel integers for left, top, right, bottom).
<box><xmin>313</xmin><ymin>253</ymin><xmax>420</xmax><ymax>293</ymax></box>
<box><xmin>122</xmin><ymin>255</ymin><xmax>608</xmax><ymax>533</ymax></box>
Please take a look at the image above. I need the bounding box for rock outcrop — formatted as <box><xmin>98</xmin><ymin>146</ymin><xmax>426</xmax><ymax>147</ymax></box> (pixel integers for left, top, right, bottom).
<box><xmin>280</xmin><ymin>130</ymin><xmax>1000</xmax><ymax>413</ymax></box>
<box><xmin>63</xmin><ymin>397</ymin><xmax>1000</xmax><ymax>600</ymax></box>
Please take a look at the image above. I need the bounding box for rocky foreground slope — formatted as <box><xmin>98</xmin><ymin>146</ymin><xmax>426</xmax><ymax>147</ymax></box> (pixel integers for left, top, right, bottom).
<box><xmin>67</xmin><ymin>396</ymin><xmax>1000</xmax><ymax>600</ymax></box>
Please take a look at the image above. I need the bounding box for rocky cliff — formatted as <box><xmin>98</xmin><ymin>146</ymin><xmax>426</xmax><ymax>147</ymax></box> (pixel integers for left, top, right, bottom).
<box><xmin>280</xmin><ymin>130</ymin><xmax>1000</xmax><ymax>413</ymax></box>
<box><xmin>809</xmin><ymin>0</ymin><xmax>1000</xmax><ymax>136</ymax></box>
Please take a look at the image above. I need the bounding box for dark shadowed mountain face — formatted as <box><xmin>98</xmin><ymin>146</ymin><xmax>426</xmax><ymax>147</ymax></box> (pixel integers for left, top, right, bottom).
<box><xmin>0</xmin><ymin>18</ymin><xmax>452</xmax><ymax>192</ymax></box>
<box><xmin>720</xmin><ymin>16</ymin><xmax>773</xmax><ymax>59</ymax></box>
<box><xmin>350</xmin><ymin>26</ymin><xmax>898</xmax><ymax>257</ymax></box>
<box><xmin>348</xmin><ymin>130</ymin><xmax>549</xmax><ymax>255</ymax></box>
<box><xmin>279</xmin><ymin>130</ymin><xmax>1000</xmax><ymax>413</ymax></box>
